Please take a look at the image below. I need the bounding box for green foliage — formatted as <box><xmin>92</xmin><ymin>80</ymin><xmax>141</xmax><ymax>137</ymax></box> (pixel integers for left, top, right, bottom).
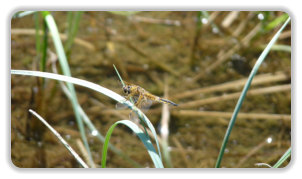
<box><xmin>65</xmin><ymin>11</ymin><xmax>83</xmax><ymax>55</ymax></box>
<box><xmin>102</xmin><ymin>120</ymin><xmax>163</xmax><ymax>168</ymax></box>
<box><xmin>12</xmin><ymin>11</ymin><xmax>35</xmax><ymax>18</ymax></box>
<box><xmin>273</xmin><ymin>147</ymin><xmax>291</xmax><ymax>168</ymax></box>
<box><xmin>264</xmin><ymin>13</ymin><xmax>289</xmax><ymax>32</ymax></box>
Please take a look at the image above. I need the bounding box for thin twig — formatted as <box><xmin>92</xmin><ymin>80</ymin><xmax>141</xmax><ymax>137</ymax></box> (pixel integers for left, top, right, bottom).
<box><xmin>160</xmin><ymin>79</ymin><xmax>173</xmax><ymax>167</ymax></box>
<box><xmin>125</xmin><ymin>41</ymin><xmax>179</xmax><ymax>77</ymax></box>
<box><xmin>179</xmin><ymin>84</ymin><xmax>291</xmax><ymax>109</ymax></box>
<box><xmin>28</xmin><ymin>109</ymin><xmax>89</xmax><ymax>168</ymax></box>
<box><xmin>103</xmin><ymin>107</ymin><xmax>291</xmax><ymax>122</ymax></box>
<box><xmin>172</xmin><ymin>71</ymin><xmax>289</xmax><ymax>100</ymax></box>
<box><xmin>221</xmin><ymin>11</ymin><xmax>240</xmax><ymax>28</ymax></box>
<box><xmin>171</xmin><ymin>136</ymin><xmax>190</xmax><ymax>167</ymax></box>
<box><xmin>232</xmin><ymin>12</ymin><xmax>255</xmax><ymax>37</ymax></box>
<box><xmin>202</xmin><ymin>11</ymin><xmax>221</xmax><ymax>28</ymax></box>
<box><xmin>242</xmin><ymin>22</ymin><xmax>262</xmax><ymax>47</ymax></box>
<box><xmin>171</xmin><ymin>110</ymin><xmax>291</xmax><ymax>121</ymax></box>
<box><xmin>255</xmin><ymin>163</ymin><xmax>272</xmax><ymax>168</ymax></box>
<box><xmin>193</xmin><ymin>22</ymin><xmax>262</xmax><ymax>81</ymax></box>
<box><xmin>279</xmin><ymin>30</ymin><xmax>291</xmax><ymax>39</ymax></box>
<box><xmin>236</xmin><ymin>137</ymin><xmax>270</xmax><ymax>167</ymax></box>
<box><xmin>76</xmin><ymin>139</ymin><xmax>97</xmax><ymax>168</ymax></box>
<box><xmin>161</xmin><ymin>80</ymin><xmax>170</xmax><ymax>140</ymax></box>
<box><xmin>11</xmin><ymin>28</ymin><xmax>95</xmax><ymax>51</ymax></box>
<box><xmin>129</xmin><ymin>15</ymin><xmax>181</xmax><ymax>26</ymax></box>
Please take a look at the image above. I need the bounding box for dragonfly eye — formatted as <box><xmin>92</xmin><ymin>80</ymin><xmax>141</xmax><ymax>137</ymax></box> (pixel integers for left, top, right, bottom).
<box><xmin>123</xmin><ymin>87</ymin><xmax>127</xmax><ymax>94</ymax></box>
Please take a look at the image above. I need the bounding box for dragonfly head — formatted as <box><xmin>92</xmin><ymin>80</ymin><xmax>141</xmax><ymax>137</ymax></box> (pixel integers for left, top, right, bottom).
<box><xmin>123</xmin><ymin>85</ymin><xmax>131</xmax><ymax>94</ymax></box>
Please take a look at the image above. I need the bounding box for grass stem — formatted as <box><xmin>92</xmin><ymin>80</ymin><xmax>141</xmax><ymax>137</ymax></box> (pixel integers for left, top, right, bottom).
<box><xmin>29</xmin><ymin>109</ymin><xmax>89</xmax><ymax>168</ymax></box>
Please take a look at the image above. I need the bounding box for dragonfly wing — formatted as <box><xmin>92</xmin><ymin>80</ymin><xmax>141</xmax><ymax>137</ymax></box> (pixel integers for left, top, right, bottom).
<box><xmin>139</xmin><ymin>98</ymin><xmax>153</xmax><ymax>112</ymax></box>
<box><xmin>116</xmin><ymin>95</ymin><xmax>142</xmax><ymax>110</ymax></box>
<box><xmin>116</xmin><ymin>95</ymin><xmax>139</xmax><ymax>109</ymax></box>
<box><xmin>115</xmin><ymin>102</ymin><xmax>128</xmax><ymax>109</ymax></box>
<box><xmin>132</xmin><ymin>95</ymin><xmax>139</xmax><ymax>104</ymax></box>
<box><xmin>129</xmin><ymin>111</ymin><xmax>140</xmax><ymax>122</ymax></box>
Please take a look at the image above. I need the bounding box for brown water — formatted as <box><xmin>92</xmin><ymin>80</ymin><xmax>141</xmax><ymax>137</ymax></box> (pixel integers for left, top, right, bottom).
<box><xmin>11</xmin><ymin>11</ymin><xmax>291</xmax><ymax>168</ymax></box>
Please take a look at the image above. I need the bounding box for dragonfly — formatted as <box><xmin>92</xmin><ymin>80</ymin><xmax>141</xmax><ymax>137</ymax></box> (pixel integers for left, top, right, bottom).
<box><xmin>116</xmin><ymin>81</ymin><xmax>178</xmax><ymax>120</ymax></box>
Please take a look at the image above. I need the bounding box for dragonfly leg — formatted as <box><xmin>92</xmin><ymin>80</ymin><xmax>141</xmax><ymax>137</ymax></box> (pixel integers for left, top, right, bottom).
<box><xmin>124</xmin><ymin>93</ymin><xmax>134</xmax><ymax>101</ymax></box>
<box><xmin>135</xmin><ymin>94</ymin><xmax>143</xmax><ymax>108</ymax></box>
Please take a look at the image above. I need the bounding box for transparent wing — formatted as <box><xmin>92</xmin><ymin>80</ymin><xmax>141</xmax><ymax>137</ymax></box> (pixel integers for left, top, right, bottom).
<box><xmin>115</xmin><ymin>102</ymin><xmax>128</xmax><ymax>109</ymax></box>
<box><xmin>129</xmin><ymin>111</ymin><xmax>139</xmax><ymax>121</ymax></box>
<box><xmin>116</xmin><ymin>96</ymin><xmax>153</xmax><ymax>121</ymax></box>
<box><xmin>115</xmin><ymin>95</ymin><xmax>139</xmax><ymax>109</ymax></box>
<box><xmin>138</xmin><ymin>97</ymin><xmax>153</xmax><ymax>112</ymax></box>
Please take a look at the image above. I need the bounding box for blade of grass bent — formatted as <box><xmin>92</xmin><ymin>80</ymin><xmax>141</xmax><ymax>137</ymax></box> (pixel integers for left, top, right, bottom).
<box><xmin>273</xmin><ymin>147</ymin><xmax>291</xmax><ymax>168</ymax></box>
<box><xmin>12</xmin><ymin>70</ymin><xmax>132</xmax><ymax>113</ymax></box>
<box><xmin>102</xmin><ymin>120</ymin><xmax>164</xmax><ymax>168</ymax></box>
<box><xmin>12</xmin><ymin>11</ymin><xmax>35</xmax><ymax>18</ymax></box>
<box><xmin>215</xmin><ymin>18</ymin><xmax>291</xmax><ymax>168</ymax></box>
<box><xmin>29</xmin><ymin>109</ymin><xmax>89</xmax><ymax>168</ymax></box>
<box><xmin>41</xmin><ymin>11</ymin><xmax>93</xmax><ymax>165</ymax></box>
<box><xmin>11</xmin><ymin>70</ymin><xmax>161</xmax><ymax>167</ymax></box>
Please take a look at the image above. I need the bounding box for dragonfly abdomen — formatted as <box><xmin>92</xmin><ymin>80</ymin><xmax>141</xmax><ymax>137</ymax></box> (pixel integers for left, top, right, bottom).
<box><xmin>159</xmin><ymin>98</ymin><xmax>178</xmax><ymax>106</ymax></box>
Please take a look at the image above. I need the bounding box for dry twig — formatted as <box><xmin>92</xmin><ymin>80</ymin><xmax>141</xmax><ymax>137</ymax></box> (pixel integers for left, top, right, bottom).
<box><xmin>11</xmin><ymin>28</ymin><xmax>96</xmax><ymax>51</ymax></box>
<box><xmin>172</xmin><ymin>71</ymin><xmax>289</xmax><ymax>100</ymax></box>
<box><xmin>179</xmin><ymin>84</ymin><xmax>290</xmax><ymax>109</ymax></box>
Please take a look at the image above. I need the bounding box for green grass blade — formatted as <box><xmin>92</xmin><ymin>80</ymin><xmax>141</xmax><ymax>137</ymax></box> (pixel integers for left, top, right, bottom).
<box><xmin>260</xmin><ymin>44</ymin><xmax>291</xmax><ymax>53</ymax></box>
<box><xmin>215</xmin><ymin>17</ymin><xmax>291</xmax><ymax>168</ymax></box>
<box><xmin>64</xmin><ymin>11</ymin><xmax>83</xmax><ymax>54</ymax></box>
<box><xmin>41</xmin><ymin>11</ymin><xmax>93</xmax><ymax>165</ymax></box>
<box><xmin>161</xmin><ymin>140</ymin><xmax>173</xmax><ymax>167</ymax></box>
<box><xmin>102</xmin><ymin>120</ymin><xmax>163</xmax><ymax>168</ymax></box>
<box><xmin>76</xmin><ymin>105</ymin><xmax>141</xmax><ymax>167</ymax></box>
<box><xmin>12</xmin><ymin>11</ymin><xmax>35</xmax><ymax>18</ymax></box>
<box><xmin>34</xmin><ymin>12</ymin><xmax>41</xmax><ymax>57</ymax></box>
<box><xmin>264</xmin><ymin>13</ymin><xmax>289</xmax><ymax>32</ymax></box>
<box><xmin>41</xmin><ymin>20</ymin><xmax>48</xmax><ymax>72</ymax></box>
<box><xmin>29</xmin><ymin>109</ymin><xmax>89</xmax><ymax>168</ymax></box>
<box><xmin>113</xmin><ymin>64</ymin><xmax>125</xmax><ymax>87</ymax></box>
<box><xmin>11</xmin><ymin>70</ymin><xmax>133</xmax><ymax>113</ymax></box>
<box><xmin>133</xmin><ymin>107</ymin><xmax>162</xmax><ymax>160</ymax></box>
<box><xmin>273</xmin><ymin>147</ymin><xmax>291</xmax><ymax>168</ymax></box>
<box><xmin>66</xmin><ymin>12</ymin><xmax>74</xmax><ymax>35</ymax></box>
